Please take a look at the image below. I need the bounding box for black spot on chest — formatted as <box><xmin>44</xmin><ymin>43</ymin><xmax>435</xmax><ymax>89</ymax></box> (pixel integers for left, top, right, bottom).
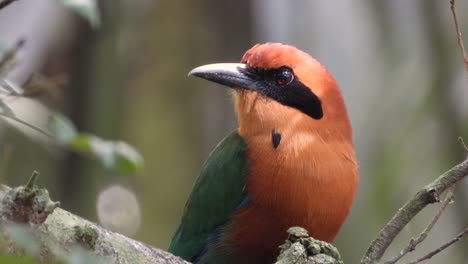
<box><xmin>271</xmin><ymin>130</ymin><xmax>282</xmax><ymax>149</ymax></box>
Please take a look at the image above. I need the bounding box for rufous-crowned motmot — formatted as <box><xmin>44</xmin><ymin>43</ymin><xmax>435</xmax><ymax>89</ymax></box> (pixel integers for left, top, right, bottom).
<box><xmin>169</xmin><ymin>43</ymin><xmax>359</xmax><ymax>264</ymax></box>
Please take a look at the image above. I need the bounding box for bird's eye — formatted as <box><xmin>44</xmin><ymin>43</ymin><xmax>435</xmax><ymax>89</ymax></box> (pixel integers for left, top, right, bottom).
<box><xmin>274</xmin><ymin>67</ymin><xmax>294</xmax><ymax>86</ymax></box>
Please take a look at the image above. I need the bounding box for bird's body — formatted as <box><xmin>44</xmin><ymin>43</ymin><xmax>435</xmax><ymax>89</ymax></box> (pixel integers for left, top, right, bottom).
<box><xmin>169</xmin><ymin>43</ymin><xmax>359</xmax><ymax>264</ymax></box>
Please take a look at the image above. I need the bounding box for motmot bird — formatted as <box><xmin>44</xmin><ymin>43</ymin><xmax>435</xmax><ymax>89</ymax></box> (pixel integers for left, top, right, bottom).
<box><xmin>169</xmin><ymin>43</ymin><xmax>359</xmax><ymax>264</ymax></box>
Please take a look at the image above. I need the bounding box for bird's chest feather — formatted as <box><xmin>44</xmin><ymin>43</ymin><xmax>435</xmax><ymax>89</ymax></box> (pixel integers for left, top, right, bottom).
<box><xmin>223</xmin><ymin>131</ymin><xmax>358</xmax><ymax>262</ymax></box>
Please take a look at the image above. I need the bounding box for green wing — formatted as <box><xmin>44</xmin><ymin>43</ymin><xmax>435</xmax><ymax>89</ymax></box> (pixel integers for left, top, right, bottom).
<box><xmin>168</xmin><ymin>131</ymin><xmax>248</xmax><ymax>261</ymax></box>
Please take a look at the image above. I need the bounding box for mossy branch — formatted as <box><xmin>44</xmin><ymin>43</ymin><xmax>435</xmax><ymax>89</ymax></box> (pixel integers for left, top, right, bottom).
<box><xmin>275</xmin><ymin>227</ymin><xmax>342</xmax><ymax>264</ymax></box>
<box><xmin>0</xmin><ymin>172</ymin><xmax>189</xmax><ymax>264</ymax></box>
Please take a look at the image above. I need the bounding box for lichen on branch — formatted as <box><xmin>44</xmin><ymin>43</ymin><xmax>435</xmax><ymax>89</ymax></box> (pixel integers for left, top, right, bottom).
<box><xmin>0</xmin><ymin>172</ymin><xmax>189</xmax><ymax>264</ymax></box>
<box><xmin>275</xmin><ymin>227</ymin><xmax>343</xmax><ymax>264</ymax></box>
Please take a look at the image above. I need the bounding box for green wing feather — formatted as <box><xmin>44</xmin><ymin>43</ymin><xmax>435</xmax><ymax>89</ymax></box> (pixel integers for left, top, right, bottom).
<box><xmin>168</xmin><ymin>131</ymin><xmax>248</xmax><ymax>261</ymax></box>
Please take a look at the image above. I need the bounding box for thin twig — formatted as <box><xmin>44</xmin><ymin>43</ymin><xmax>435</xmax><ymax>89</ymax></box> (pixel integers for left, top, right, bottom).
<box><xmin>0</xmin><ymin>0</ymin><xmax>17</xmax><ymax>10</ymax></box>
<box><xmin>384</xmin><ymin>188</ymin><xmax>455</xmax><ymax>264</ymax></box>
<box><xmin>360</xmin><ymin>157</ymin><xmax>468</xmax><ymax>264</ymax></box>
<box><xmin>449</xmin><ymin>0</ymin><xmax>468</xmax><ymax>74</ymax></box>
<box><xmin>405</xmin><ymin>226</ymin><xmax>468</xmax><ymax>264</ymax></box>
<box><xmin>458</xmin><ymin>137</ymin><xmax>468</xmax><ymax>153</ymax></box>
<box><xmin>0</xmin><ymin>112</ymin><xmax>54</xmax><ymax>139</ymax></box>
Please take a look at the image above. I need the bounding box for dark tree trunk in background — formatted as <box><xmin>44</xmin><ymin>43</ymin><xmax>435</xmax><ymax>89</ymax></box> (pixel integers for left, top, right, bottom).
<box><xmin>60</xmin><ymin>21</ymin><xmax>94</xmax><ymax>213</ymax></box>
<box><xmin>60</xmin><ymin>0</ymin><xmax>125</xmax><ymax>216</ymax></box>
<box><xmin>197</xmin><ymin>0</ymin><xmax>255</xmax><ymax>154</ymax></box>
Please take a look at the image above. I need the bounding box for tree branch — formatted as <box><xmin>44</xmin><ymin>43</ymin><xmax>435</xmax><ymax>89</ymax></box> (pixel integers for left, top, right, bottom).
<box><xmin>384</xmin><ymin>188</ymin><xmax>455</xmax><ymax>264</ymax></box>
<box><xmin>275</xmin><ymin>227</ymin><xmax>342</xmax><ymax>264</ymax></box>
<box><xmin>0</xmin><ymin>173</ymin><xmax>189</xmax><ymax>264</ymax></box>
<box><xmin>360</xmin><ymin>157</ymin><xmax>468</xmax><ymax>264</ymax></box>
<box><xmin>449</xmin><ymin>0</ymin><xmax>468</xmax><ymax>74</ymax></box>
<box><xmin>406</xmin><ymin>226</ymin><xmax>468</xmax><ymax>264</ymax></box>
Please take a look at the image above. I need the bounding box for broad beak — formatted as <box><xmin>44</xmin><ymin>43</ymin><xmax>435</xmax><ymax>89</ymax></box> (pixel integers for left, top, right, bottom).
<box><xmin>188</xmin><ymin>63</ymin><xmax>256</xmax><ymax>90</ymax></box>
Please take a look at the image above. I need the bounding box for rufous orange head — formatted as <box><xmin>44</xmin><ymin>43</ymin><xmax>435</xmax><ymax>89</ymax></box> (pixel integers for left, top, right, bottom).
<box><xmin>189</xmin><ymin>43</ymin><xmax>352</xmax><ymax>141</ymax></box>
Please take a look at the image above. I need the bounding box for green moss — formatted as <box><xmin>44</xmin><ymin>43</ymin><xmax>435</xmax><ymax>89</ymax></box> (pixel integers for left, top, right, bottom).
<box><xmin>0</xmin><ymin>171</ymin><xmax>59</xmax><ymax>225</ymax></box>
<box><xmin>73</xmin><ymin>225</ymin><xmax>98</xmax><ymax>250</ymax></box>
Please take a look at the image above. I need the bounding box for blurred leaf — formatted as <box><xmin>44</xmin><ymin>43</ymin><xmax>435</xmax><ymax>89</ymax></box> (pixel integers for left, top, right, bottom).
<box><xmin>47</xmin><ymin>113</ymin><xmax>78</xmax><ymax>144</ymax></box>
<box><xmin>0</xmin><ymin>81</ymin><xmax>143</xmax><ymax>173</ymax></box>
<box><xmin>58</xmin><ymin>0</ymin><xmax>100</xmax><ymax>29</ymax></box>
<box><xmin>0</xmin><ymin>255</ymin><xmax>64</xmax><ymax>264</ymax></box>
<box><xmin>3</xmin><ymin>224</ymin><xmax>40</xmax><ymax>255</ymax></box>
<box><xmin>69</xmin><ymin>134</ymin><xmax>92</xmax><ymax>152</ymax></box>
<box><xmin>0</xmin><ymin>255</ymin><xmax>46</xmax><ymax>264</ymax></box>
<box><xmin>68</xmin><ymin>247</ymin><xmax>108</xmax><ymax>264</ymax></box>
<box><xmin>0</xmin><ymin>78</ymin><xmax>24</xmax><ymax>95</ymax></box>
<box><xmin>113</xmin><ymin>142</ymin><xmax>144</xmax><ymax>173</ymax></box>
<box><xmin>0</xmin><ymin>83</ymin><xmax>53</xmax><ymax>142</ymax></box>
<box><xmin>71</xmin><ymin>134</ymin><xmax>113</xmax><ymax>167</ymax></box>
<box><xmin>0</xmin><ymin>98</ymin><xmax>14</xmax><ymax>117</ymax></box>
<box><xmin>70</xmin><ymin>134</ymin><xmax>143</xmax><ymax>173</ymax></box>
<box><xmin>0</xmin><ymin>79</ymin><xmax>17</xmax><ymax>117</ymax></box>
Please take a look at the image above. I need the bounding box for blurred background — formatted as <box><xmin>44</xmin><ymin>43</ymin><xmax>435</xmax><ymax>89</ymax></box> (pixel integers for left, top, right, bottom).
<box><xmin>0</xmin><ymin>0</ymin><xmax>468</xmax><ymax>263</ymax></box>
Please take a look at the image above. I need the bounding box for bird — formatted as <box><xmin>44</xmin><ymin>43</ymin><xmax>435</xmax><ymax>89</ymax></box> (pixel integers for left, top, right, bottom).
<box><xmin>168</xmin><ymin>43</ymin><xmax>359</xmax><ymax>264</ymax></box>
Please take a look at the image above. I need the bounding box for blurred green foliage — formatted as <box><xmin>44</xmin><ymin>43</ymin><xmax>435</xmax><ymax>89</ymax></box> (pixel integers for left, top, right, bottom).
<box><xmin>0</xmin><ymin>101</ymin><xmax>143</xmax><ymax>174</ymax></box>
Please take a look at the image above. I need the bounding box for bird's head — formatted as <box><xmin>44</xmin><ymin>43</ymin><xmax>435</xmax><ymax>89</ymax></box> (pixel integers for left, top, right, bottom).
<box><xmin>189</xmin><ymin>43</ymin><xmax>351</xmax><ymax>140</ymax></box>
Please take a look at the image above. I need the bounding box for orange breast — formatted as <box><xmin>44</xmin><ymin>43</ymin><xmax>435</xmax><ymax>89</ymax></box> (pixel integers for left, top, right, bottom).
<box><xmin>223</xmin><ymin>130</ymin><xmax>359</xmax><ymax>263</ymax></box>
